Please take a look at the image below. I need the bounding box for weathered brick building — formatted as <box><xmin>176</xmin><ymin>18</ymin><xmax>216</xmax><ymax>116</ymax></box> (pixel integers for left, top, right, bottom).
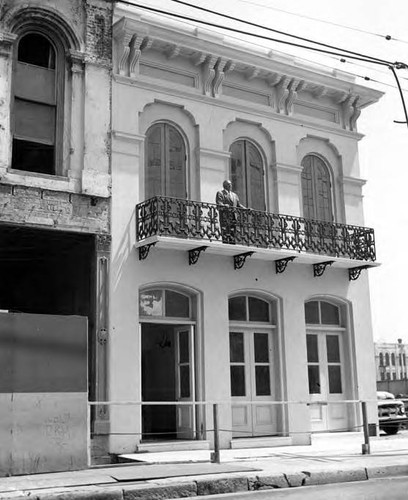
<box><xmin>0</xmin><ymin>0</ymin><xmax>112</xmax><ymax>474</ymax></box>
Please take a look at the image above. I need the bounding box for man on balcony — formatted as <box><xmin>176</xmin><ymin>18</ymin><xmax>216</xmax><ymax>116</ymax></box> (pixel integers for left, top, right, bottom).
<box><xmin>216</xmin><ymin>180</ymin><xmax>245</xmax><ymax>244</ymax></box>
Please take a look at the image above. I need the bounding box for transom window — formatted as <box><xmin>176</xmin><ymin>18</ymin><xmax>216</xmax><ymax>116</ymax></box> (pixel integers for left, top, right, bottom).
<box><xmin>12</xmin><ymin>32</ymin><xmax>61</xmax><ymax>175</ymax></box>
<box><xmin>305</xmin><ymin>300</ymin><xmax>340</xmax><ymax>326</ymax></box>
<box><xmin>301</xmin><ymin>155</ymin><xmax>333</xmax><ymax>222</ymax></box>
<box><xmin>139</xmin><ymin>289</ymin><xmax>192</xmax><ymax>319</ymax></box>
<box><xmin>230</xmin><ymin>140</ymin><xmax>266</xmax><ymax>211</ymax></box>
<box><xmin>229</xmin><ymin>295</ymin><xmax>275</xmax><ymax>323</ymax></box>
<box><xmin>145</xmin><ymin>123</ymin><xmax>187</xmax><ymax>199</ymax></box>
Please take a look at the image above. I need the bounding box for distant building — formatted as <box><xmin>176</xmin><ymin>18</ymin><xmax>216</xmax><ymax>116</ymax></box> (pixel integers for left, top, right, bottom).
<box><xmin>375</xmin><ymin>340</ymin><xmax>408</xmax><ymax>381</ymax></box>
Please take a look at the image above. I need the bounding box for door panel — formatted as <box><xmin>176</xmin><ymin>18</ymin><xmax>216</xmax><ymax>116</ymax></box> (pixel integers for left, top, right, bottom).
<box><xmin>307</xmin><ymin>331</ymin><xmax>348</xmax><ymax>432</ymax></box>
<box><xmin>230</xmin><ymin>330</ymin><xmax>276</xmax><ymax>437</ymax></box>
<box><xmin>175</xmin><ymin>326</ymin><xmax>195</xmax><ymax>439</ymax></box>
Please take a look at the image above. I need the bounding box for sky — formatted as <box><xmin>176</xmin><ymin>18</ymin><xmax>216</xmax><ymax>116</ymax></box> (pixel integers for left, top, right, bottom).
<box><xmin>130</xmin><ymin>0</ymin><xmax>408</xmax><ymax>342</ymax></box>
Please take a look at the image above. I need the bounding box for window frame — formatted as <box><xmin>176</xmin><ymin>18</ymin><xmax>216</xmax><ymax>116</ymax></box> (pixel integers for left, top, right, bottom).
<box><xmin>145</xmin><ymin>122</ymin><xmax>187</xmax><ymax>200</ymax></box>
<box><xmin>301</xmin><ymin>154</ymin><xmax>334</xmax><ymax>222</ymax></box>
<box><xmin>229</xmin><ymin>139</ymin><xmax>266</xmax><ymax>211</ymax></box>
<box><xmin>11</xmin><ymin>28</ymin><xmax>66</xmax><ymax>176</ymax></box>
<box><xmin>139</xmin><ymin>287</ymin><xmax>194</xmax><ymax>321</ymax></box>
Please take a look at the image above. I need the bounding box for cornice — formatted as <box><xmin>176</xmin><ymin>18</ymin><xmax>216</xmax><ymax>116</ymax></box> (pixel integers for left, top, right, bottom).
<box><xmin>114</xmin><ymin>74</ymin><xmax>365</xmax><ymax>141</ymax></box>
<box><xmin>112</xmin><ymin>13</ymin><xmax>383</xmax><ymax>132</ymax></box>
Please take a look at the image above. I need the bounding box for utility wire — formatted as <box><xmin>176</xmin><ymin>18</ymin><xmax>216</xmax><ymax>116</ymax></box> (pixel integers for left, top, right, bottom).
<box><xmin>237</xmin><ymin>0</ymin><xmax>408</xmax><ymax>46</ymax></box>
<box><xmin>168</xmin><ymin>0</ymin><xmax>395</xmax><ymax>66</ymax></box>
<box><xmin>118</xmin><ymin>0</ymin><xmax>393</xmax><ymax>67</ymax></box>
<box><xmin>126</xmin><ymin>1</ymin><xmax>408</xmax><ymax>93</ymax></box>
<box><xmin>117</xmin><ymin>0</ymin><xmax>408</xmax><ymax>127</ymax></box>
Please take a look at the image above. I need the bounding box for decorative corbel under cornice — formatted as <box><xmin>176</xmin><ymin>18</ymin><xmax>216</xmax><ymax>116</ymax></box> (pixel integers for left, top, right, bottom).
<box><xmin>275</xmin><ymin>76</ymin><xmax>291</xmax><ymax>114</ymax></box>
<box><xmin>129</xmin><ymin>35</ymin><xmax>151</xmax><ymax>77</ymax></box>
<box><xmin>213</xmin><ymin>57</ymin><xmax>228</xmax><ymax>97</ymax></box>
<box><xmin>192</xmin><ymin>51</ymin><xmax>207</xmax><ymax>66</ymax></box>
<box><xmin>341</xmin><ymin>93</ymin><xmax>359</xmax><ymax>131</ymax></box>
<box><xmin>350</xmin><ymin>95</ymin><xmax>361</xmax><ymax>131</ymax></box>
<box><xmin>286</xmin><ymin>78</ymin><xmax>306</xmax><ymax>114</ymax></box>
<box><xmin>203</xmin><ymin>55</ymin><xmax>218</xmax><ymax>96</ymax></box>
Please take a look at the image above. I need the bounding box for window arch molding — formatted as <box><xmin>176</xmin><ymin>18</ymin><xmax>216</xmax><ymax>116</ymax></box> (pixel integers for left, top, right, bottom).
<box><xmin>140</xmin><ymin>102</ymin><xmax>198</xmax><ymax>201</ymax></box>
<box><xmin>4</xmin><ymin>6</ymin><xmax>82</xmax><ymax>52</ymax></box>
<box><xmin>223</xmin><ymin>120</ymin><xmax>276</xmax><ymax>213</ymax></box>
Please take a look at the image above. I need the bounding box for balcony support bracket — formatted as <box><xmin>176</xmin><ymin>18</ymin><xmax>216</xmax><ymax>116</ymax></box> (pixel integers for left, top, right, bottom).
<box><xmin>349</xmin><ymin>265</ymin><xmax>370</xmax><ymax>281</ymax></box>
<box><xmin>275</xmin><ymin>256</ymin><xmax>296</xmax><ymax>274</ymax></box>
<box><xmin>188</xmin><ymin>246</ymin><xmax>208</xmax><ymax>265</ymax></box>
<box><xmin>234</xmin><ymin>252</ymin><xmax>254</xmax><ymax>270</ymax></box>
<box><xmin>139</xmin><ymin>242</ymin><xmax>156</xmax><ymax>261</ymax></box>
<box><xmin>313</xmin><ymin>260</ymin><xmax>334</xmax><ymax>277</ymax></box>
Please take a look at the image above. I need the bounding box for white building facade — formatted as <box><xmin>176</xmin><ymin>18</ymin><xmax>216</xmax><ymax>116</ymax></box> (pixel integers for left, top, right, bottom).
<box><xmin>375</xmin><ymin>340</ymin><xmax>408</xmax><ymax>381</ymax></box>
<box><xmin>108</xmin><ymin>6</ymin><xmax>383</xmax><ymax>455</ymax></box>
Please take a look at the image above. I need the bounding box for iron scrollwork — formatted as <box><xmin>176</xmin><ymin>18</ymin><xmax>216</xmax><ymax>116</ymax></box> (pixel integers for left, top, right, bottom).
<box><xmin>188</xmin><ymin>246</ymin><xmax>208</xmax><ymax>265</ymax></box>
<box><xmin>313</xmin><ymin>260</ymin><xmax>335</xmax><ymax>277</ymax></box>
<box><xmin>234</xmin><ymin>252</ymin><xmax>254</xmax><ymax>270</ymax></box>
<box><xmin>135</xmin><ymin>196</ymin><xmax>376</xmax><ymax>263</ymax></box>
<box><xmin>349</xmin><ymin>265</ymin><xmax>370</xmax><ymax>281</ymax></box>
<box><xmin>275</xmin><ymin>256</ymin><xmax>296</xmax><ymax>274</ymax></box>
<box><xmin>139</xmin><ymin>242</ymin><xmax>156</xmax><ymax>261</ymax></box>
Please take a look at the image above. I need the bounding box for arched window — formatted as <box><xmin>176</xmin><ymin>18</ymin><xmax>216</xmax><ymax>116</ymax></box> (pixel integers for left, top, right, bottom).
<box><xmin>230</xmin><ymin>140</ymin><xmax>265</xmax><ymax>211</ymax></box>
<box><xmin>305</xmin><ymin>300</ymin><xmax>341</xmax><ymax>326</ymax></box>
<box><xmin>145</xmin><ymin>123</ymin><xmax>187</xmax><ymax>199</ymax></box>
<box><xmin>385</xmin><ymin>353</ymin><xmax>390</xmax><ymax>366</ymax></box>
<box><xmin>391</xmin><ymin>353</ymin><xmax>396</xmax><ymax>366</ymax></box>
<box><xmin>12</xmin><ymin>32</ymin><xmax>63</xmax><ymax>175</ymax></box>
<box><xmin>379</xmin><ymin>352</ymin><xmax>384</xmax><ymax>366</ymax></box>
<box><xmin>228</xmin><ymin>295</ymin><xmax>275</xmax><ymax>323</ymax></box>
<box><xmin>301</xmin><ymin>155</ymin><xmax>333</xmax><ymax>222</ymax></box>
<box><xmin>139</xmin><ymin>288</ymin><xmax>193</xmax><ymax>319</ymax></box>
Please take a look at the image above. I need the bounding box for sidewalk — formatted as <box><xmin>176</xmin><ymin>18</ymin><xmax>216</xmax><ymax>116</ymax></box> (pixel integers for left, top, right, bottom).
<box><xmin>1</xmin><ymin>432</ymin><xmax>408</xmax><ymax>499</ymax></box>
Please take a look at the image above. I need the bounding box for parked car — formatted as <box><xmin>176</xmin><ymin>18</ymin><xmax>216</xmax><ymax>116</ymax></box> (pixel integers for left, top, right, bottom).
<box><xmin>377</xmin><ymin>391</ymin><xmax>408</xmax><ymax>435</ymax></box>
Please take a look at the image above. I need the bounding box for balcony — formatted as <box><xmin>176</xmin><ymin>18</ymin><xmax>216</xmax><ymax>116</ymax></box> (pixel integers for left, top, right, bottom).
<box><xmin>135</xmin><ymin>197</ymin><xmax>377</xmax><ymax>278</ymax></box>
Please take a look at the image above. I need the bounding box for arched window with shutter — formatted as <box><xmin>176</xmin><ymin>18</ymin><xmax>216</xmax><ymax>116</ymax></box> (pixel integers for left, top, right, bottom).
<box><xmin>145</xmin><ymin>123</ymin><xmax>187</xmax><ymax>199</ymax></box>
<box><xmin>301</xmin><ymin>154</ymin><xmax>333</xmax><ymax>222</ymax></box>
<box><xmin>12</xmin><ymin>31</ymin><xmax>64</xmax><ymax>175</ymax></box>
<box><xmin>230</xmin><ymin>140</ymin><xmax>265</xmax><ymax>211</ymax></box>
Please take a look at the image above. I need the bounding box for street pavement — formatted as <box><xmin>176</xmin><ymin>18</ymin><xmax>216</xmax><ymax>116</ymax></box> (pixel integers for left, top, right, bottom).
<box><xmin>1</xmin><ymin>431</ymin><xmax>408</xmax><ymax>499</ymax></box>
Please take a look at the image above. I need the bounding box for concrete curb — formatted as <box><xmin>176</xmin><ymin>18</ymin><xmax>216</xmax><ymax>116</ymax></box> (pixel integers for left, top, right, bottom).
<box><xmin>1</xmin><ymin>465</ymin><xmax>407</xmax><ymax>500</ymax></box>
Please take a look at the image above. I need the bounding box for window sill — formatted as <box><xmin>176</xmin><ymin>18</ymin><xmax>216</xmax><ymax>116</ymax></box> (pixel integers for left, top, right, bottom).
<box><xmin>1</xmin><ymin>168</ymin><xmax>80</xmax><ymax>193</ymax></box>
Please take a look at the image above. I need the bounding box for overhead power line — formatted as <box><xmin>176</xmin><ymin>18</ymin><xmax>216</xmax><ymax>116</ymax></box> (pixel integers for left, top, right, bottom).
<box><xmin>117</xmin><ymin>0</ymin><xmax>408</xmax><ymax>127</ymax></box>
<box><xmin>168</xmin><ymin>0</ymin><xmax>392</xmax><ymax>66</ymax></box>
<box><xmin>238</xmin><ymin>0</ymin><xmax>408</xmax><ymax>46</ymax></box>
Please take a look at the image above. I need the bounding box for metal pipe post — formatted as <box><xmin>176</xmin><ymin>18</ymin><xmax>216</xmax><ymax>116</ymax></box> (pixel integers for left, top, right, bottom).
<box><xmin>361</xmin><ymin>401</ymin><xmax>371</xmax><ymax>455</ymax></box>
<box><xmin>211</xmin><ymin>403</ymin><xmax>221</xmax><ymax>463</ymax></box>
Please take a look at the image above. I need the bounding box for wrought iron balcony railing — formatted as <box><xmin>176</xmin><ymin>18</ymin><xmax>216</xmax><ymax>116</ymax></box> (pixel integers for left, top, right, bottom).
<box><xmin>136</xmin><ymin>196</ymin><xmax>376</xmax><ymax>262</ymax></box>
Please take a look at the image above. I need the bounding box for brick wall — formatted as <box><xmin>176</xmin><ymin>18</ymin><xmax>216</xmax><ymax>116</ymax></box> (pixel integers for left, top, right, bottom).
<box><xmin>85</xmin><ymin>0</ymin><xmax>113</xmax><ymax>65</ymax></box>
<box><xmin>0</xmin><ymin>183</ymin><xmax>109</xmax><ymax>234</ymax></box>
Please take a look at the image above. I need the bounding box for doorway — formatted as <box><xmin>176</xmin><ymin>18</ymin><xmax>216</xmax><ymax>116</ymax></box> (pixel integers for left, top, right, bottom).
<box><xmin>307</xmin><ymin>331</ymin><xmax>348</xmax><ymax>432</ymax></box>
<box><xmin>230</xmin><ymin>330</ymin><xmax>277</xmax><ymax>437</ymax></box>
<box><xmin>141</xmin><ymin>323</ymin><xmax>195</xmax><ymax>441</ymax></box>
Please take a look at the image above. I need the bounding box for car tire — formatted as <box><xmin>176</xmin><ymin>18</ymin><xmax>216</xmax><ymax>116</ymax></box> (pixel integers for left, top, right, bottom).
<box><xmin>383</xmin><ymin>425</ymin><xmax>400</xmax><ymax>435</ymax></box>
